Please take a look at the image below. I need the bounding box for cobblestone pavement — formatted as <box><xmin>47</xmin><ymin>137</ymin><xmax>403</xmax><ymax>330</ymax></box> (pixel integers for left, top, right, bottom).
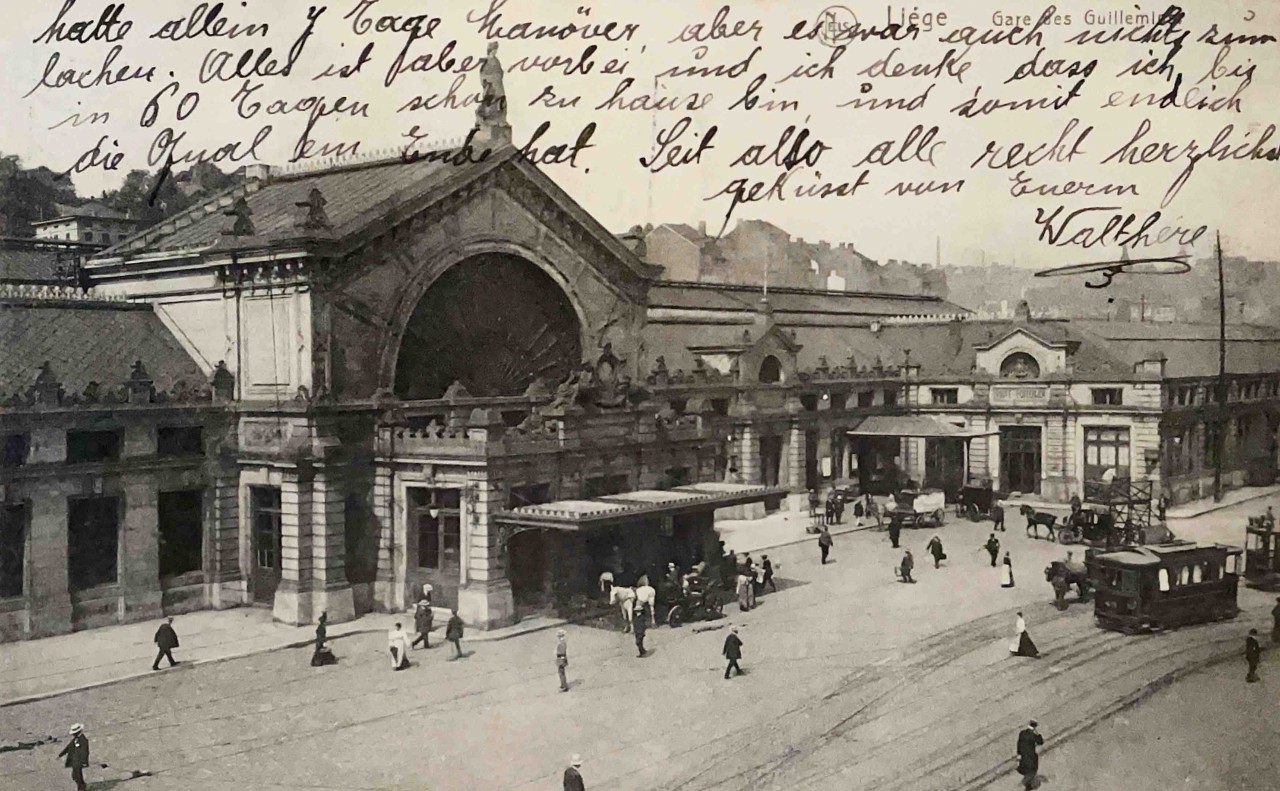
<box><xmin>1</xmin><ymin>497</ymin><xmax>1274</xmax><ymax>791</ymax></box>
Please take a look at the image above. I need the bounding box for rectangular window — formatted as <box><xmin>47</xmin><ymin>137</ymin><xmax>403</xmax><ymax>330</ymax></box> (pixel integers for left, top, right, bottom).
<box><xmin>158</xmin><ymin>490</ymin><xmax>203</xmax><ymax>578</ymax></box>
<box><xmin>66</xmin><ymin>430</ymin><xmax>122</xmax><ymax>464</ymax></box>
<box><xmin>883</xmin><ymin>389</ymin><xmax>898</xmax><ymax>406</ymax></box>
<box><xmin>68</xmin><ymin>496</ymin><xmax>119</xmax><ymax>590</ymax></box>
<box><xmin>2</xmin><ymin>433</ymin><xmax>30</xmax><ymax>468</ymax></box>
<box><xmin>0</xmin><ymin>504</ymin><xmax>26</xmax><ymax>598</ymax></box>
<box><xmin>1084</xmin><ymin>427</ymin><xmax>1130</xmax><ymax>482</ymax></box>
<box><xmin>583</xmin><ymin>475</ymin><xmax>629</xmax><ymax>498</ymax></box>
<box><xmin>250</xmin><ymin>486</ymin><xmax>282</xmax><ymax>571</ymax></box>
<box><xmin>157</xmin><ymin>426</ymin><xmax>203</xmax><ymax>457</ymax></box>
<box><xmin>415</xmin><ymin>488</ymin><xmax>461</xmax><ymax>570</ymax></box>
<box><xmin>508</xmin><ymin>483</ymin><xmax>552</xmax><ymax>510</ymax></box>
<box><xmin>857</xmin><ymin>391</ymin><xmax>874</xmax><ymax>407</ymax></box>
<box><xmin>931</xmin><ymin>388</ymin><xmax>959</xmax><ymax>405</ymax></box>
<box><xmin>1091</xmin><ymin>388</ymin><xmax>1123</xmax><ymax>406</ymax></box>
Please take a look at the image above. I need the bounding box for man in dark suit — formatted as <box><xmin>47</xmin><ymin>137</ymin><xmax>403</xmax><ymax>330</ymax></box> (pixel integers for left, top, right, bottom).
<box><xmin>723</xmin><ymin>627</ymin><xmax>744</xmax><ymax>679</ymax></box>
<box><xmin>563</xmin><ymin>755</ymin><xmax>586</xmax><ymax>791</ymax></box>
<box><xmin>153</xmin><ymin>617</ymin><xmax>180</xmax><ymax>671</ymax></box>
<box><xmin>1016</xmin><ymin>720</ymin><xmax>1044</xmax><ymax>789</ymax></box>
<box><xmin>57</xmin><ymin>723</ymin><xmax>90</xmax><ymax>791</ymax></box>
<box><xmin>1246</xmin><ymin>629</ymin><xmax>1262</xmax><ymax>682</ymax></box>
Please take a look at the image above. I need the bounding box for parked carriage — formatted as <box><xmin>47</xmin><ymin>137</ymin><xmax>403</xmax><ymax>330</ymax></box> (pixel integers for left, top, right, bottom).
<box><xmin>1086</xmin><ymin>541</ymin><xmax>1243</xmax><ymax>634</ymax></box>
<box><xmin>955</xmin><ymin>483</ymin><xmax>998</xmax><ymax>522</ymax></box>
<box><xmin>663</xmin><ymin>575</ymin><xmax>725</xmax><ymax>627</ymax></box>
<box><xmin>894</xmin><ymin>489</ymin><xmax>947</xmax><ymax>528</ymax></box>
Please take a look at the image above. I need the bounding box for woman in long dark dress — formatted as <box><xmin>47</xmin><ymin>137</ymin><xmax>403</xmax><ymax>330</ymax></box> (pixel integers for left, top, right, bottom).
<box><xmin>1010</xmin><ymin>611</ymin><xmax>1039</xmax><ymax>658</ymax></box>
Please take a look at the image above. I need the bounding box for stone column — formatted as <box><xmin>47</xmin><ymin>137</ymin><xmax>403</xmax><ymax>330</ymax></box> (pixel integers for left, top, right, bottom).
<box><xmin>120</xmin><ymin>473</ymin><xmax>162</xmax><ymax>623</ymax></box>
<box><xmin>209</xmin><ymin>467</ymin><xmax>245</xmax><ymax>608</ymax></box>
<box><xmin>272</xmin><ymin>470</ymin><xmax>314</xmax><ymax>625</ymax></box>
<box><xmin>787</xmin><ymin>424</ymin><xmax>805</xmax><ymax>490</ymax></box>
<box><xmin>27</xmin><ymin>484</ymin><xmax>73</xmax><ymax>638</ymax></box>
<box><xmin>308</xmin><ymin>468</ymin><xmax>355</xmax><ymax>623</ymax></box>
<box><xmin>372</xmin><ymin>464</ymin><xmax>402</xmax><ymax>612</ymax></box>
<box><xmin>737</xmin><ymin>424</ymin><xmax>759</xmax><ymax>484</ymax></box>
<box><xmin>457</xmin><ymin>476</ymin><xmax>516</xmax><ymax>630</ymax></box>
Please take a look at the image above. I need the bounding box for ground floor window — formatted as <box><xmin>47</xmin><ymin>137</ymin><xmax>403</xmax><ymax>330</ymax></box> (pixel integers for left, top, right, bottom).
<box><xmin>1084</xmin><ymin>427</ymin><xmax>1131</xmax><ymax>482</ymax></box>
<box><xmin>1164</xmin><ymin>426</ymin><xmax>1194</xmax><ymax>476</ymax></box>
<box><xmin>0</xmin><ymin>504</ymin><xmax>26</xmax><ymax>597</ymax></box>
<box><xmin>250</xmin><ymin>487</ymin><xmax>282</xmax><ymax>572</ymax></box>
<box><xmin>1000</xmin><ymin>426</ymin><xmax>1042</xmax><ymax>494</ymax></box>
<box><xmin>68</xmin><ymin>496</ymin><xmax>119</xmax><ymax>590</ymax></box>
<box><xmin>158</xmin><ymin>490</ymin><xmax>203</xmax><ymax>578</ymax></box>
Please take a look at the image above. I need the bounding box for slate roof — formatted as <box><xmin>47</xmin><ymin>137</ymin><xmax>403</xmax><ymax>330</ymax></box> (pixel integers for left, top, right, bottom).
<box><xmin>0</xmin><ymin>244</ymin><xmax>66</xmax><ymax>283</ymax></box>
<box><xmin>0</xmin><ymin>299</ymin><xmax>206</xmax><ymax>398</ymax></box>
<box><xmin>649</xmin><ymin>282</ymin><xmax>964</xmax><ymax>319</ymax></box>
<box><xmin>1072</xmin><ymin>321</ymin><xmax>1280</xmax><ymax>378</ymax></box>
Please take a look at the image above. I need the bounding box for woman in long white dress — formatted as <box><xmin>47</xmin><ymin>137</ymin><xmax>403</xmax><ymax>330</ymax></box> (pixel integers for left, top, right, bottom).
<box><xmin>1010</xmin><ymin>611</ymin><xmax>1040</xmax><ymax>658</ymax></box>
<box><xmin>387</xmin><ymin>623</ymin><xmax>411</xmax><ymax>670</ymax></box>
<box><xmin>1001</xmin><ymin>552</ymin><xmax>1015</xmax><ymax>588</ymax></box>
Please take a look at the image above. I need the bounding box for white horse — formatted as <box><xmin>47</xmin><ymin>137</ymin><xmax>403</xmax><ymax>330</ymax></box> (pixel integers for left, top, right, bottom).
<box><xmin>609</xmin><ymin>586</ymin><xmax>636</xmax><ymax>632</ymax></box>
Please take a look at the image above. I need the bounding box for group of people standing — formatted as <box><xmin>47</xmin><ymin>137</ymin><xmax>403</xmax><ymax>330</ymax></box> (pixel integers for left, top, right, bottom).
<box><xmin>385</xmin><ymin>585</ymin><xmax>466</xmax><ymax>671</ymax></box>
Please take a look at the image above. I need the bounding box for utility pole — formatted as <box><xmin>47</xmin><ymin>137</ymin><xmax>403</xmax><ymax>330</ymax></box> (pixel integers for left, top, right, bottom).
<box><xmin>1213</xmin><ymin>231</ymin><xmax>1226</xmax><ymax>503</ymax></box>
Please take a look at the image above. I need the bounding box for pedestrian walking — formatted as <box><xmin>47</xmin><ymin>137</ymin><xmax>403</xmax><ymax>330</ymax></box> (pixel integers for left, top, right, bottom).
<box><xmin>992</xmin><ymin>501</ymin><xmax>1006</xmax><ymax>532</ymax></box>
<box><xmin>1001</xmin><ymin>551</ymin><xmax>1015</xmax><ymax>588</ymax></box>
<box><xmin>636</xmin><ymin>578</ymin><xmax>657</xmax><ymax>626</ymax></box>
<box><xmin>761</xmin><ymin>555</ymin><xmax>777</xmax><ymax>592</ymax></box>
<box><xmin>1016</xmin><ymin>721</ymin><xmax>1044</xmax><ymax>790</ymax></box>
<box><xmin>898</xmin><ymin>550</ymin><xmax>915</xmax><ymax>583</ymax></box>
<box><xmin>834</xmin><ymin>495</ymin><xmax>845</xmax><ymax>525</ymax></box>
<box><xmin>1010</xmin><ymin>611</ymin><xmax>1040</xmax><ymax>658</ymax></box>
<box><xmin>411</xmin><ymin>599</ymin><xmax>434</xmax><ymax>649</ymax></box>
<box><xmin>1272</xmin><ymin>596</ymin><xmax>1280</xmax><ymax>644</ymax></box>
<box><xmin>722</xmin><ymin>626</ymin><xmax>744</xmax><ymax>679</ymax></box>
<box><xmin>633</xmin><ymin>603</ymin><xmax>648</xmax><ymax>657</ymax></box>
<box><xmin>556</xmin><ymin>629</ymin><xmax>570</xmax><ymax>692</ymax></box>
<box><xmin>311</xmin><ymin>611</ymin><xmax>337</xmax><ymax>666</ymax></box>
<box><xmin>736</xmin><ymin>572</ymin><xmax>752</xmax><ymax>612</ymax></box>
<box><xmin>818</xmin><ymin>525</ymin><xmax>834</xmax><ymax>564</ymax></box>
<box><xmin>1246</xmin><ymin>628</ymin><xmax>1262</xmax><ymax>682</ymax></box>
<box><xmin>388</xmin><ymin>622</ymin><xmax>411</xmax><ymax>670</ymax></box>
<box><xmin>808</xmin><ymin>488</ymin><xmax>820</xmax><ymax>523</ymax></box>
<box><xmin>57</xmin><ymin>723</ymin><xmax>90</xmax><ymax>791</ymax></box>
<box><xmin>888</xmin><ymin>514</ymin><xmax>902</xmax><ymax>548</ymax></box>
<box><xmin>564</xmin><ymin>755</ymin><xmax>586</xmax><ymax>791</ymax></box>
<box><xmin>871</xmin><ymin>497</ymin><xmax>883</xmax><ymax>529</ymax></box>
<box><xmin>983</xmin><ymin>533</ymin><xmax>1000</xmax><ymax>567</ymax></box>
<box><xmin>446</xmin><ymin>609</ymin><xmax>465</xmax><ymax>659</ymax></box>
<box><xmin>926</xmin><ymin>535</ymin><xmax>946</xmax><ymax>569</ymax></box>
<box><xmin>152</xmin><ymin>616</ymin><xmax>180</xmax><ymax>671</ymax></box>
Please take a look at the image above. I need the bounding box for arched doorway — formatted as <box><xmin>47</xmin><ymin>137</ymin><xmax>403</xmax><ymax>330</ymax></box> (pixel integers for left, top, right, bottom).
<box><xmin>759</xmin><ymin>355</ymin><xmax>783</xmax><ymax>384</ymax></box>
<box><xmin>394</xmin><ymin>253</ymin><xmax>583</xmax><ymax>399</ymax></box>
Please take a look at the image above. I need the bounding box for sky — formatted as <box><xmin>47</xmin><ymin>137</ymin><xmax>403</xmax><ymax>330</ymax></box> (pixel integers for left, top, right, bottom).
<box><xmin>4</xmin><ymin>0</ymin><xmax>1279</xmax><ymax>269</ymax></box>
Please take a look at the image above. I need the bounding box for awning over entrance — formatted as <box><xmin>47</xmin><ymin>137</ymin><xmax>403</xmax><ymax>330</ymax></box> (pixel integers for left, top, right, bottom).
<box><xmin>847</xmin><ymin>415</ymin><xmax>997</xmax><ymax>439</ymax></box>
<box><xmin>493</xmin><ymin>483</ymin><xmax>788</xmax><ymax>530</ymax></box>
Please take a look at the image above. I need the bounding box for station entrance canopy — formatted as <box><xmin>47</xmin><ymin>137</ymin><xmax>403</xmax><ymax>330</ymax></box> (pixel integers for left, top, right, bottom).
<box><xmin>493</xmin><ymin>483</ymin><xmax>787</xmax><ymax>530</ymax></box>
<box><xmin>846</xmin><ymin>415</ymin><xmax>998</xmax><ymax>439</ymax></box>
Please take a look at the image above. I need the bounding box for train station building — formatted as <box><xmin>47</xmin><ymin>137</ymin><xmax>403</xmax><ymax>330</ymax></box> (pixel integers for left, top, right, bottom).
<box><xmin>3</xmin><ymin>110</ymin><xmax>1280</xmax><ymax>640</ymax></box>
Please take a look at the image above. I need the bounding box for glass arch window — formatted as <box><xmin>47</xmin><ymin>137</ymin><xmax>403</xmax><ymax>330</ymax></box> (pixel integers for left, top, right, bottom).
<box><xmin>1000</xmin><ymin>352</ymin><xmax>1041</xmax><ymax>379</ymax></box>
<box><xmin>759</xmin><ymin>355</ymin><xmax>783</xmax><ymax>384</ymax></box>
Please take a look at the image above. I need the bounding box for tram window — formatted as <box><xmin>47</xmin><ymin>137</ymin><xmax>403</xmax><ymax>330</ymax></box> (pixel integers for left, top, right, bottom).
<box><xmin>1192</xmin><ymin>564</ymin><xmax>1204</xmax><ymax>583</ymax></box>
<box><xmin>1178</xmin><ymin>566</ymin><xmax>1191</xmax><ymax>586</ymax></box>
<box><xmin>1121</xmin><ymin>571</ymin><xmax>1139</xmax><ymax>592</ymax></box>
<box><xmin>1226</xmin><ymin>555</ymin><xmax>1239</xmax><ymax>575</ymax></box>
<box><xmin>1158</xmin><ymin>569</ymin><xmax>1170</xmax><ymax>592</ymax></box>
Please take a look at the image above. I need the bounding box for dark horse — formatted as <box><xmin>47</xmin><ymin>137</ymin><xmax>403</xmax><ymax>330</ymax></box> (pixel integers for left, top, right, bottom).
<box><xmin>1020</xmin><ymin>504</ymin><xmax>1058</xmax><ymax>541</ymax></box>
<box><xmin>1044</xmin><ymin>560</ymin><xmax>1090</xmax><ymax>600</ymax></box>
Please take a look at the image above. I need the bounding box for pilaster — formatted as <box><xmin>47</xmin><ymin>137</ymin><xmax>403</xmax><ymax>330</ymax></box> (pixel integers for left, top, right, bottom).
<box><xmin>27</xmin><ymin>485</ymin><xmax>72</xmax><ymax>637</ymax></box>
<box><xmin>272</xmin><ymin>470</ymin><xmax>315</xmax><ymax>625</ymax></box>
<box><xmin>120</xmin><ymin>474</ymin><xmax>162</xmax><ymax>622</ymax></box>
<box><xmin>307</xmin><ymin>468</ymin><xmax>355</xmax><ymax>623</ymax></box>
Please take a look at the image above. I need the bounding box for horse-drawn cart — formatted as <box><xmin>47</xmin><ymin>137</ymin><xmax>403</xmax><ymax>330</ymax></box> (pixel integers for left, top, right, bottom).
<box><xmin>894</xmin><ymin>489</ymin><xmax>947</xmax><ymax>529</ymax></box>
<box><xmin>664</xmin><ymin>576</ymin><xmax>725</xmax><ymax>627</ymax></box>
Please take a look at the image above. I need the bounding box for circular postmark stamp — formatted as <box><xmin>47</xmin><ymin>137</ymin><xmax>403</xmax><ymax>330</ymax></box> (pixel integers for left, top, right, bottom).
<box><xmin>817</xmin><ymin>5</ymin><xmax>858</xmax><ymax>47</ymax></box>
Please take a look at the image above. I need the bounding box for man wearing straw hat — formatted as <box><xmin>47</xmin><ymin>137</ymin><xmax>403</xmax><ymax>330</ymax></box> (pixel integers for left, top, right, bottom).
<box><xmin>57</xmin><ymin>723</ymin><xmax>90</xmax><ymax>791</ymax></box>
<box><xmin>563</xmin><ymin>754</ymin><xmax>586</xmax><ymax>791</ymax></box>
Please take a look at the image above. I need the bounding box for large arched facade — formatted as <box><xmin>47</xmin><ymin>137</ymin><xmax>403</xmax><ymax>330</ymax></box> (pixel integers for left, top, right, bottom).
<box><xmin>393</xmin><ymin>253</ymin><xmax>583</xmax><ymax>399</ymax></box>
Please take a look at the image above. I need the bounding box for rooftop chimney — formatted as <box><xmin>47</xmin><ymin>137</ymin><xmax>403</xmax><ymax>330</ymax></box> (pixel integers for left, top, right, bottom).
<box><xmin>698</xmin><ymin>220</ymin><xmax>707</xmax><ymax>235</ymax></box>
<box><xmin>242</xmin><ymin>164</ymin><xmax>271</xmax><ymax>182</ymax></box>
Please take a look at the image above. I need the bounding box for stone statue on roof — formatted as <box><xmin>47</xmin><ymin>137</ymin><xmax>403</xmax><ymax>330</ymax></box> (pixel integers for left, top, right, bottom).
<box><xmin>475</xmin><ymin>43</ymin><xmax>511</xmax><ymax>145</ymax></box>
